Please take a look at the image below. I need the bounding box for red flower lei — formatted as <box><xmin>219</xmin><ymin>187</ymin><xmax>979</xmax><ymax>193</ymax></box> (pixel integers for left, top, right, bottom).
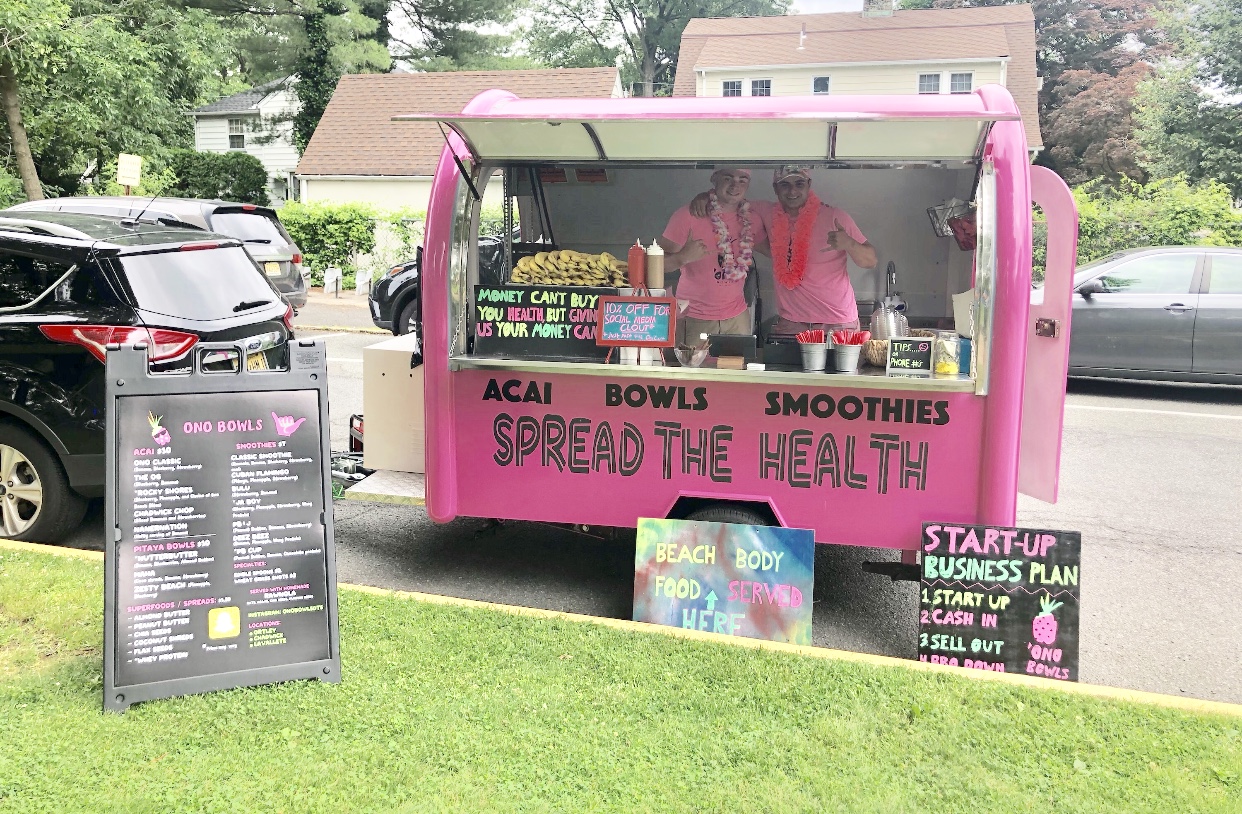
<box><xmin>770</xmin><ymin>190</ymin><xmax>822</xmax><ymax>289</ymax></box>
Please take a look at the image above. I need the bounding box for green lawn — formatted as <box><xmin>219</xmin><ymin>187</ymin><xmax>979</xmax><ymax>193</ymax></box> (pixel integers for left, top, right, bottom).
<box><xmin>1</xmin><ymin>548</ymin><xmax>1238</xmax><ymax>813</ymax></box>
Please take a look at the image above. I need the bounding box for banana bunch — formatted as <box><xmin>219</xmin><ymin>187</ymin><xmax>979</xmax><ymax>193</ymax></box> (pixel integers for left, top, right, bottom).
<box><xmin>510</xmin><ymin>250</ymin><xmax>629</xmax><ymax>287</ymax></box>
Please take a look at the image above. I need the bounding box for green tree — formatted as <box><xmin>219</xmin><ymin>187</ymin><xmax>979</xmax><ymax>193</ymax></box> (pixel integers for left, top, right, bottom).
<box><xmin>526</xmin><ymin>0</ymin><xmax>790</xmax><ymax>96</ymax></box>
<box><xmin>1134</xmin><ymin>0</ymin><xmax>1242</xmax><ymax>198</ymax></box>
<box><xmin>390</xmin><ymin>0</ymin><xmax>534</xmax><ymax>70</ymax></box>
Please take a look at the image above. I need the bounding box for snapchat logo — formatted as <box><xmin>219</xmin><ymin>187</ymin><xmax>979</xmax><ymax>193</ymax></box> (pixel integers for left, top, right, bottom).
<box><xmin>207</xmin><ymin>606</ymin><xmax>241</xmax><ymax>640</ymax></box>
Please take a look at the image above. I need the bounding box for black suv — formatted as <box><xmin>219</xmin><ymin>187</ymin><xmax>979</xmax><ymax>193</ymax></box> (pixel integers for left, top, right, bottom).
<box><xmin>7</xmin><ymin>197</ymin><xmax>308</xmax><ymax>308</ymax></box>
<box><xmin>0</xmin><ymin>211</ymin><xmax>293</xmax><ymax>542</ymax></box>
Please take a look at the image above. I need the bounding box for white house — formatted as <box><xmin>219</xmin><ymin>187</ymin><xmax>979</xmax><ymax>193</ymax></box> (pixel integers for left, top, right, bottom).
<box><xmin>295</xmin><ymin>68</ymin><xmax>624</xmax><ymax>211</ymax></box>
<box><xmin>189</xmin><ymin>77</ymin><xmax>302</xmax><ymax>203</ymax></box>
<box><xmin>673</xmin><ymin>5</ymin><xmax>1042</xmax><ymax>154</ymax></box>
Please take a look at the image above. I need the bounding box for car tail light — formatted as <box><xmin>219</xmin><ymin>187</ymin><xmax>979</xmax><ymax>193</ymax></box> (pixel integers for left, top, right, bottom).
<box><xmin>40</xmin><ymin>325</ymin><xmax>198</xmax><ymax>364</ymax></box>
<box><xmin>282</xmin><ymin>304</ymin><xmax>295</xmax><ymax>332</ymax></box>
<box><xmin>241</xmin><ymin>204</ymin><xmax>257</xmax><ymax>211</ymax></box>
<box><xmin>291</xmin><ymin>253</ymin><xmax>303</xmax><ymax>265</ymax></box>
<box><xmin>179</xmin><ymin>241</ymin><xmax>222</xmax><ymax>252</ymax></box>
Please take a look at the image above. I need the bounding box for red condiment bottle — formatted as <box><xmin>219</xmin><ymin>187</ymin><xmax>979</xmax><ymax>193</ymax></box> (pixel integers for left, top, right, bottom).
<box><xmin>627</xmin><ymin>239</ymin><xmax>646</xmax><ymax>289</ymax></box>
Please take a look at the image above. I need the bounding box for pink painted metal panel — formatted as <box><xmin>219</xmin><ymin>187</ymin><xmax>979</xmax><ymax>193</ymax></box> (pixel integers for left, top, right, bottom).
<box><xmin>1020</xmin><ymin>166</ymin><xmax>1079</xmax><ymax>502</ymax></box>
<box><xmin>974</xmin><ymin>84</ymin><xmax>1031</xmax><ymax>527</ymax></box>
<box><xmin>453</xmin><ymin>371</ymin><xmax>984</xmax><ymax>551</ymax></box>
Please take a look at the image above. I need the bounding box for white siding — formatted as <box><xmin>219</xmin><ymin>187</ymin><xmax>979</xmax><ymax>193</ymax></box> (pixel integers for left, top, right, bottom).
<box><xmin>193</xmin><ymin>117</ymin><xmax>232</xmax><ymax>153</ymax></box>
<box><xmin>192</xmin><ymin>87</ymin><xmax>302</xmax><ymax>203</ymax></box>
<box><xmin>300</xmin><ymin>176</ymin><xmax>506</xmax><ymax>212</ymax></box>
<box><xmin>698</xmin><ymin>61</ymin><xmax>1005</xmax><ymax>97</ymax></box>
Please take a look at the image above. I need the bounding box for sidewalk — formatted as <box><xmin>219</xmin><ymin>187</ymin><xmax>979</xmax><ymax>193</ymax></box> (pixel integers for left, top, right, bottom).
<box><xmin>294</xmin><ymin>287</ymin><xmax>386</xmax><ymax>333</ymax></box>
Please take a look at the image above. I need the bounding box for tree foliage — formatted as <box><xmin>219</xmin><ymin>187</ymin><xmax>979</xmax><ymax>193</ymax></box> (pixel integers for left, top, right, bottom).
<box><xmin>391</xmin><ymin>0</ymin><xmax>535</xmax><ymax>71</ymax></box>
<box><xmin>166</xmin><ymin>150</ymin><xmax>271</xmax><ymax>205</ymax></box>
<box><xmin>277</xmin><ymin>200</ymin><xmax>378</xmax><ymax>282</ymax></box>
<box><xmin>525</xmin><ymin>0</ymin><xmax>790</xmax><ymax>95</ymax></box>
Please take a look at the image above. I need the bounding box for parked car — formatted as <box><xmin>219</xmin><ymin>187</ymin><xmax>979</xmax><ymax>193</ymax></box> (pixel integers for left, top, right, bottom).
<box><xmin>369</xmin><ymin>246</ymin><xmax>421</xmax><ymax>335</ymax></box>
<box><xmin>0</xmin><ymin>211</ymin><xmax>294</xmax><ymax>542</ymax></box>
<box><xmin>6</xmin><ymin>197</ymin><xmax>308</xmax><ymax>308</ymax></box>
<box><xmin>1052</xmin><ymin>246</ymin><xmax>1242</xmax><ymax>384</ymax></box>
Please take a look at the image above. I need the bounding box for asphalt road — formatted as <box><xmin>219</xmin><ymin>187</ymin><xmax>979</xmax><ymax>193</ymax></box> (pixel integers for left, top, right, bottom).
<box><xmin>57</xmin><ymin>323</ymin><xmax>1242</xmax><ymax>705</ymax></box>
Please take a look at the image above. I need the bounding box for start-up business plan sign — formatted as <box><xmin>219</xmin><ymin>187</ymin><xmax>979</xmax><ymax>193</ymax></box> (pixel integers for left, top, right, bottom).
<box><xmin>633</xmin><ymin>518</ymin><xmax>814</xmax><ymax>645</ymax></box>
<box><xmin>918</xmin><ymin>523</ymin><xmax>1080</xmax><ymax>681</ymax></box>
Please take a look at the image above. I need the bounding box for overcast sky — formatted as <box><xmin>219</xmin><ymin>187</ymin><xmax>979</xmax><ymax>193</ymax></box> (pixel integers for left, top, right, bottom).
<box><xmin>791</xmin><ymin>0</ymin><xmax>865</xmax><ymax>12</ymax></box>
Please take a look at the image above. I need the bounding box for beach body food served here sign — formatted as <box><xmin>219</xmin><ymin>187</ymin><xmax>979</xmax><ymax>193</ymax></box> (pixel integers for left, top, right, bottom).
<box><xmin>918</xmin><ymin>523</ymin><xmax>1080</xmax><ymax>681</ymax></box>
<box><xmin>596</xmin><ymin>296</ymin><xmax>677</xmax><ymax>347</ymax></box>
<box><xmin>633</xmin><ymin>518</ymin><xmax>814</xmax><ymax>645</ymax></box>
<box><xmin>474</xmin><ymin>284</ymin><xmax>612</xmax><ymax>361</ymax></box>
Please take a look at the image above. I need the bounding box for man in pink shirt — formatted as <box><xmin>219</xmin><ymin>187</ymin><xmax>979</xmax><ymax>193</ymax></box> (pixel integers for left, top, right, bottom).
<box><xmin>658</xmin><ymin>167</ymin><xmax>766</xmax><ymax>343</ymax></box>
<box><xmin>691</xmin><ymin>166</ymin><xmax>877</xmax><ymax>337</ymax></box>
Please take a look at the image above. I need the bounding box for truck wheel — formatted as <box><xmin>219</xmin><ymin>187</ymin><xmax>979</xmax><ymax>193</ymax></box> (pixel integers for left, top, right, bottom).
<box><xmin>396</xmin><ymin>300</ymin><xmax>419</xmax><ymax>336</ymax></box>
<box><xmin>685</xmin><ymin>503</ymin><xmax>772</xmax><ymax>527</ymax></box>
<box><xmin>0</xmin><ymin>424</ymin><xmax>87</xmax><ymax>543</ymax></box>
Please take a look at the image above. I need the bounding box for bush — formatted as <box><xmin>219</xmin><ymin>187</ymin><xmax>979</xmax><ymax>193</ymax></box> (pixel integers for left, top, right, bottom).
<box><xmin>0</xmin><ymin>168</ymin><xmax>24</xmax><ymax>208</ymax></box>
<box><xmin>166</xmin><ymin>150</ymin><xmax>270</xmax><ymax>205</ymax></box>
<box><xmin>277</xmin><ymin>201</ymin><xmax>378</xmax><ymax>285</ymax></box>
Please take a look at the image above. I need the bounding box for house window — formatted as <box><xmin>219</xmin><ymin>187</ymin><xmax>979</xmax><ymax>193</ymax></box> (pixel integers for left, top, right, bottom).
<box><xmin>722</xmin><ymin>80</ymin><xmax>742</xmax><ymax>97</ymax></box>
<box><xmin>918</xmin><ymin>74</ymin><xmax>941</xmax><ymax>94</ymax></box>
<box><xmin>812</xmin><ymin>76</ymin><xmax>831</xmax><ymax>95</ymax></box>
<box><xmin>228</xmin><ymin>118</ymin><xmax>245</xmax><ymax>150</ymax></box>
<box><xmin>950</xmin><ymin>72</ymin><xmax>974</xmax><ymax>94</ymax></box>
<box><xmin>751</xmin><ymin>79</ymin><xmax>772</xmax><ymax>97</ymax></box>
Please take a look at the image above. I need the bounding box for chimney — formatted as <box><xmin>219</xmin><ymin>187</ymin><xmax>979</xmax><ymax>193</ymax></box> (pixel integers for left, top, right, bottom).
<box><xmin>797</xmin><ymin>23</ymin><xmax>806</xmax><ymax>50</ymax></box>
<box><xmin>862</xmin><ymin>0</ymin><xmax>895</xmax><ymax>17</ymax></box>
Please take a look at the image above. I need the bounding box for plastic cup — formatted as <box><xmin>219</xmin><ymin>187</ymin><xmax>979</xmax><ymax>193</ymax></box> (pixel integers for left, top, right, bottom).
<box><xmin>800</xmin><ymin>342</ymin><xmax>829</xmax><ymax>372</ymax></box>
<box><xmin>834</xmin><ymin>343</ymin><xmax>862</xmax><ymax>372</ymax></box>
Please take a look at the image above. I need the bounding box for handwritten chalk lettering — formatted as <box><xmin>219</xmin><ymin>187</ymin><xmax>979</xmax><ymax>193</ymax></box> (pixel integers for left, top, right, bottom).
<box><xmin>682</xmin><ymin>609</ymin><xmax>745</xmax><ymax>635</ymax></box>
<box><xmin>726</xmin><ymin>580</ymin><xmax>804</xmax><ymax>607</ymax></box>
<box><xmin>656</xmin><ymin>543</ymin><xmax>716</xmax><ymax>564</ymax></box>
<box><xmin>734</xmin><ymin>548</ymin><xmax>785</xmax><ymax>572</ymax></box>
<box><xmin>923</xmin><ymin>526</ymin><xmax>1058</xmax><ymax>557</ymax></box>
<box><xmin>1029</xmin><ymin>562</ymin><xmax>1079</xmax><ymax>586</ymax></box>
<box><xmin>922</xmin><ymin>555</ymin><xmax>1024</xmax><ymax>583</ymax></box>
<box><xmin>605</xmin><ymin>383</ymin><xmax>708</xmax><ymax>411</ymax></box>
<box><xmin>477</xmin><ymin>288</ymin><xmax>525</xmax><ymax>303</ymax></box>
<box><xmin>654</xmin><ymin>575</ymin><xmax>701</xmax><ymax>599</ymax></box>
<box><xmin>920</xmin><ymin>633</ymin><xmax>968</xmax><ymax>653</ymax></box>
<box><xmin>921</xmin><ymin>588</ymin><xmax>987</xmax><ymax>607</ymax></box>
<box><xmin>920</xmin><ymin>655</ymin><xmax>960</xmax><ymax>666</ymax></box>
<box><xmin>763</xmin><ymin>392</ymin><xmax>950</xmax><ymax>426</ymax></box>
<box><xmin>482</xmin><ymin>379</ymin><xmax>552</xmax><ymax>404</ymax></box>
<box><xmin>919</xmin><ymin>609</ymin><xmax>975</xmax><ymax>626</ymax></box>
<box><xmin>758</xmin><ymin>430</ymin><xmax>929</xmax><ymax>494</ymax></box>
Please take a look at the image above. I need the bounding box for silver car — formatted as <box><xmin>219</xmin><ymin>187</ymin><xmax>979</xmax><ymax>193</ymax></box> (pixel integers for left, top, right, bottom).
<box><xmin>1064</xmin><ymin>246</ymin><xmax>1242</xmax><ymax>384</ymax></box>
<box><xmin>6</xmin><ymin>196</ymin><xmax>308</xmax><ymax>308</ymax></box>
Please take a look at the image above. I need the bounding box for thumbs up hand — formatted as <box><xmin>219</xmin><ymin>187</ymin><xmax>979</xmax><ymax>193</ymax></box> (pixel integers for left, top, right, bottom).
<box><xmin>826</xmin><ymin>216</ymin><xmax>854</xmax><ymax>251</ymax></box>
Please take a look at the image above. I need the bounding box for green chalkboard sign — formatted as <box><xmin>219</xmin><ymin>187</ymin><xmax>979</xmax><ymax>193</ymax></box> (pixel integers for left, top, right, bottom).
<box><xmin>887</xmin><ymin>337</ymin><xmax>933</xmax><ymax>375</ymax></box>
<box><xmin>596</xmin><ymin>296</ymin><xmax>677</xmax><ymax>348</ymax></box>
<box><xmin>918</xmin><ymin>523</ymin><xmax>1081</xmax><ymax>681</ymax></box>
<box><xmin>474</xmin><ymin>285</ymin><xmax>613</xmax><ymax>361</ymax></box>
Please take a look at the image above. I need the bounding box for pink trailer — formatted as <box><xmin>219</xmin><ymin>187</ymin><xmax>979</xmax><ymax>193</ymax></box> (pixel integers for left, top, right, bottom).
<box><xmin>390</xmin><ymin>86</ymin><xmax>1079</xmax><ymax>559</ymax></box>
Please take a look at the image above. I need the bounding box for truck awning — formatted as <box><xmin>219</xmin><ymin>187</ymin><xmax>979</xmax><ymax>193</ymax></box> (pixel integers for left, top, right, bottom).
<box><xmin>394</xmin><ymin>94</ymin><xmax>1021</xmax><ymax>163</ymax></box>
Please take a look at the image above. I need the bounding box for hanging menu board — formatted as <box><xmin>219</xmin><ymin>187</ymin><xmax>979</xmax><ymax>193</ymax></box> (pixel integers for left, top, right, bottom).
<box><xmin>918</xmin><ymin>523</ymin><xmax>1081</xmax><ymax>681</ymax></box>
<box><xmin>596</xmin><ymin>296</ymin><xmax>677</xmax><ymax>348</ymax></box>
<box><xmin>474</xmin><ymin>284</ymin><xmax>612</xmax><ymax>361</ymax></box>
<box><xmin>103</xmin><ymin>342</ymin><xmax>339</xmax><ymax>712</ymax></box>
<box><xmin>633</xmin><ymin>518</ymin><xmax>815</xmax><ymax>646</ymax></box>
<box><xmin>887</xmin><ymin>337</ymin><xmax>933</xmax><ymax>375</ymax></box>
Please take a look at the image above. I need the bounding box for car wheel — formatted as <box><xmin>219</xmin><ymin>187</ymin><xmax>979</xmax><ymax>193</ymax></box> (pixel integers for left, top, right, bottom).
<box><xmin>685</xmin><ymin>503</ymin><xmax>772</xmax><ymax>527</ymax></box>
<box><xmin>0</xmin><ymin>424</ymin><xmax>87</xmax><ymax>543</ymax></box>
<box><xmin>396</xmin><ymin>299</ymin><xmax>419</xmax><ymax>336</ymax></box>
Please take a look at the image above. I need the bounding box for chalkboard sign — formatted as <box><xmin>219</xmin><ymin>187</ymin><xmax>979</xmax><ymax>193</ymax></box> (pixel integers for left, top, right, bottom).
<box><xmin>919</xmin><ymin>523</ymin><xmax>1080</xmax><ymax>681</ymax></box>
<box><xmin>596</xmin><ymin>296</ymin><xmax>678</xmax><ymax>348</ymax></box>
<box><xmin>103</xmin><ymin>342</ymin><xmax>339</xmax><ymax>712</ymax></box>
<box><xmin>887</xmin><ymin>337</ymin><xmax>933</xmax><ymax>375</ymax></box>
<box><xmin>634</xmin><ymin>518</ymin><xmax>814</xmax><ymax>645</ymax></box>
<box><xmin>474</xmin><ymin>284</ymin><xmax>612</xmax><ymax>361</ymax></box>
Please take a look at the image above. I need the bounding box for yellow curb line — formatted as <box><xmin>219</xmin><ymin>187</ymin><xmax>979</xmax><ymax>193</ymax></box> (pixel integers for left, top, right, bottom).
<box><xmin>295</xmin><ymin>324</ymin><xmax>388</xmax><ymax>335</ymax></box>
<box><xmin>4</xmin><ymin>537</ymin><xmax>1240</xmax><ymax>719</ymax></box>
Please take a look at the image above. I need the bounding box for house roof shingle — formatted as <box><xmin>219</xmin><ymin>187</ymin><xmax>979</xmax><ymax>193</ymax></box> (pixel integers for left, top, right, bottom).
<box><xmin>295</xmin><ymin>68</ymin><xmax>620</xmax><ymax>177</ymax></box>
<box><xmin>191</xmin><ymin>77</ymin><xmax>290</xmax><ymax>116</ymax></box>
<box><xmin>672</xmin><ymin>6</ymin><xmax>1040</xmax><ymax>148</ymax></box>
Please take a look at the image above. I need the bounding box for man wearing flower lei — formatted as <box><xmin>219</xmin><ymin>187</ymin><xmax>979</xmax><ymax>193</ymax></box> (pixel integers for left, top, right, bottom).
<box><xmin>658</xmin><ymin>167</ymin><xmax>766</xmax><ymax>343</ymax></box>
<box><xmin>692</xmin><ymin>166</ymin><xmax>878</xmax><ymax>338</ymax></box>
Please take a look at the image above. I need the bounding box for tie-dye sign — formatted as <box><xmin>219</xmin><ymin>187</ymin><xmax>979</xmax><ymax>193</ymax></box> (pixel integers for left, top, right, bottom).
<box><xmin>633</xmin><ymin>518</ymin><xmax>815</xmax><ymax>646</ymax></box>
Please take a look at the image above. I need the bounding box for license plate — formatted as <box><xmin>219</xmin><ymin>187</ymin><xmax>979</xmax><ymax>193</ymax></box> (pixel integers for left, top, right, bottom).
<box><xmin>247</xmin><ymin>352</ymin><xmax>268</xmax><ymax>371</ymax></box>
<box><xmin>264</xmin><ymin>261</ymin><xmax>282</xmax><ymax>276</ymax></box>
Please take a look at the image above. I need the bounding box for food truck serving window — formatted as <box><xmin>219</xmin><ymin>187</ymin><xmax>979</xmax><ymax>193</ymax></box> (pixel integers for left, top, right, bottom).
<box><xmin>447</xmin><ymin>157</ymin><xmax>992</xmax><ymax>393</ymax></box>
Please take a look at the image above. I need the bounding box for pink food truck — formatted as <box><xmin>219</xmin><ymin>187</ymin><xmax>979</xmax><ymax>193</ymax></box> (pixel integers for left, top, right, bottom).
<box><xmin>354</xmin><ymin>85</ymin><xmax>1079</xmax><ymax>569</ymax></box>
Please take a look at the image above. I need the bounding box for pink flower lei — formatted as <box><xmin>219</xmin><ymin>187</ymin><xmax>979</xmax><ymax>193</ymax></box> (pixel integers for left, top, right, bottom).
<box><xmin>708</xmin><ymin>191</ymin><xmax>754</xmax><ymax>283</ymax></box>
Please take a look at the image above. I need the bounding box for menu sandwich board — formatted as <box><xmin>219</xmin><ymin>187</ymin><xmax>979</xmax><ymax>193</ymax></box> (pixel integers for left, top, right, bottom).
<box><xmin>633</xmin><ymin>518</ymin><xmax>814</xmax><ymax>645</ymax></box>
<box><xmin>103</xmin><ymin>341</ymin><xmax>340</xmax><ymax>712</ymax></box>
<box><xmin>918</xmin><ymin>523</ymin><xmax>1080</xmax><ymax>681</ymax></box>
<box><xmin>474</xmin><ymin>284</ymin><xmax>612</xmax><ymax>361</ymax></box>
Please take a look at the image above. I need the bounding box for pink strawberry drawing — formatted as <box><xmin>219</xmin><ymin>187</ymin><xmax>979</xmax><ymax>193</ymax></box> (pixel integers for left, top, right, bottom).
<box><xmin>1031</xmin><ymin>594</ymin><xmax>1063</xmax><ymax>645</ymax></box>
<box><xmin>148</xmin><ymin>412</ymin><xmax>171</xmax><ymax>446</ymax></box>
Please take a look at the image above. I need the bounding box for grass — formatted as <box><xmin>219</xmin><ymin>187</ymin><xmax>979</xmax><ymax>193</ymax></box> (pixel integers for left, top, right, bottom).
<box><xmin>0</xmin><ymin>548</ymin><xmax>1239</xmax><ymax>813</ymax></box>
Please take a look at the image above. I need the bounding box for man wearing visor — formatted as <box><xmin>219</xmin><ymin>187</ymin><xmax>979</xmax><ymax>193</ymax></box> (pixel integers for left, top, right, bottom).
<box><xmin>692</xmin><ymin>165</ymin><xmax>877</xmax><ymax>337</ymax></box>
<box><xmin>658</xmin><ymin>167</ymin><xmax>766</xmax><ymax>342</ymax></box>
